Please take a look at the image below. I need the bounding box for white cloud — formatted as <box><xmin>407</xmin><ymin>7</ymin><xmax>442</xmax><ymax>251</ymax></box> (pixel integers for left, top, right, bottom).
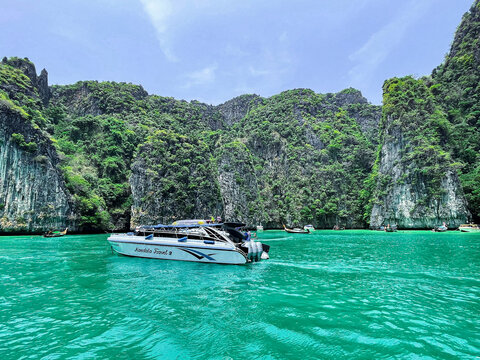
<box><xmin>139</xmin><ymin>0</ymin><xmax>177</xmax><ymax>62</ymax></box>
<box><xmin>181</xmin><ymin>64</ymin><xmax>217</xmax><ymax>89</ymax></box>
<box><xmin>348</xmin><ymin>0</ymin><xmax>434</xmax><ymax>87</ymax></box>
<box><xmin>248</xmin><ymin>66</ymin><xmax>272</xmax><ymax>77</ymax></box>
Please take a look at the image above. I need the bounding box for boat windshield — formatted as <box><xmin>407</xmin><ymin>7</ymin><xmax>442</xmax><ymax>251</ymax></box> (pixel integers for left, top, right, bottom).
<box><xmin>136</xmin><ymin>224</ymin><xmax>232</xmax><ymax>243</ymax></box>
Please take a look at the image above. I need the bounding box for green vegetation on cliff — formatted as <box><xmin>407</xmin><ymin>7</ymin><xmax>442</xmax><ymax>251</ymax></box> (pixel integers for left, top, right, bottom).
<box><xmin>131</xmin><ymin>131</ymin><xmax>222</xmax><ymax>225</ymax></box>
<box><xmin>381</xmin><ymin>76</ymin><xmax>454</xmax><ymax>200</ymax></box>
<box><xmin>0</xmin><ymin>57</ymin><xmax>381</xmax><ymax>231</ymax></box>
<box><xmin>222</xmin><ymin>89</ymin><xmax>376</xmax><ymax>228</ymax></box>
<box><xmin>368</xmin><ymin>76</ymin><xmax>468</xmax><ymax>228</ymax></box>
<box><xmin>432</xmin><ymin>0</ymin><xmax>480</xmax><ymax>220</ymax></box>
<box><xmin>45</xmin><ymin>81</ymin><xmax>225</xmax><ymax>230</ymax></box>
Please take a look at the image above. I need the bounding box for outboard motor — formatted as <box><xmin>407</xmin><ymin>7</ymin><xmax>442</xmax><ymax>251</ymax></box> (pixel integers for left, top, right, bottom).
<box><xmin>241</xmin><ymin>236</ymin><xmax>258</xmax><ymax>262</ymax></box>
<box><xmin>246</xmin><ymin>240</ymin><xmax>254</xmax><ymax>261</ymax></box>
<box><xmin>246</xmin><ymin>240</ymin><xmax>265</xmax><ymax>262</ymax></box>
<box><xmin>261</xmin><ymin>243</ymin><xmax>270</xmax><ymax>260</ymax></box>
<box><xmin>223</xmin><ymin>222</ymin><xmax>270</xmax><ymax>262</ymax></box>
<box><xmin>252</xmin><ymin>241</ymin><xmax>259</xmax><ymax>261</ymax></box>
<box><xmin>241</xmin><ymin>240</ymin><xmax>269</xmax><ymax>262</ymax></box>
<box><xmin>255</xmin><ymin>242</ymin><xmax>263</xmax><ymax>261</ymax></box>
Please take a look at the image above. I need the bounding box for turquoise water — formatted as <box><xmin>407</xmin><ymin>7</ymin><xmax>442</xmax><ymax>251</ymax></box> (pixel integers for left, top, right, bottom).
<box><xmin>0</xmin><ymin>230</ymin><xmax>479</xmax><ymax>359</ymax></box>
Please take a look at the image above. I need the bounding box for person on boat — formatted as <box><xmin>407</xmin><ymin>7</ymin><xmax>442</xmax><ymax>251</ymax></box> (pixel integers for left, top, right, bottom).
<box><xmin>386</xmin><ymin>224</ymin><xmax>391</xmax><ymax>231</ymax></box>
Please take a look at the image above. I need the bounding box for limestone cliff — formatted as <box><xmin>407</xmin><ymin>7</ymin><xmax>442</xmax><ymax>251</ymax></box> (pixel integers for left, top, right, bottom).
<box><xmin>328</xmin><ymin>88</ymin><xmax>382</xmax><ymax>145</ymax></box>
<box><xmin>216</xmin><ymin>141</ymin><xmax>261</xmax><ymax>224</ymax></box>
<box><xmin>216</xmin><ymin>94</ymin><xmax>264</xmax><ymax>127</ymax></box>
<box><xmin>130</xmin><ymin>130</ymin><xmax>223</xmax><ymax>226</ymax></box>
<box><xmin>215</xmin><ymin>89</ymin><xmax>377</xmax><ymax>229</ymax></box>
<box><xmin>430</xmin><ymin>0</ymin><xmax>480</xmax><ymax>222</ymax></box>
<box><xmin>1</xmin><ymin>57</ymin><xmax>50</xmax><ymax>104</ymax></box>
<box><xmin>369</xmin><ymin>77</ymin><xmax>469</xmax><ymax>229</ymax></box>
<box><xmin>0</xmin><ymin>105</ymin><xmax>75</xmax><ymax>232</ymax></box>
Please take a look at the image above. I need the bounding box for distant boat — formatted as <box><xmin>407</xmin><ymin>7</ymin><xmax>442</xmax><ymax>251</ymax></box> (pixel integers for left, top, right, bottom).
<box><xmin>432</xmin><ymin>222</ymin><xmax>448</xmax><ymax>232</ymax></box>
<box><xmin>458</xmin><ymin>224</ymin><xmax>480</xmax><ymax>232</ymax></box>
<box><xmin>43</xmin><ymin>228</ymin><xmax>68</xmax><ymax>238</ymax></box>
<box><xmin>304</xmin><ymin>225</ymin><xmax>315</xmax><ymax>232</ymax></box>
<box><xmin>384</xmin><ymin>224</ymin><xmax>397</xmax><ymax>232</ymax></box>
<box><xmin>333</xmin><ymin>225</ymin><xmax>345</xmax><ymax>230</ymax></box>
<box><xmin>283</xmin><ymin>224</ymin><xmax>310</xmax><ymax>234</ymax></box>
<box><xmin>256</xmin><ymin>225</ymin><xmax>264</xmax><ymax>232</ymax></box>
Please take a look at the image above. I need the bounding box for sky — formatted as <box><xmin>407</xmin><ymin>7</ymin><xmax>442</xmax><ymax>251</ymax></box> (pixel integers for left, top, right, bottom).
<box><xmin>0</xmin><ymin>0</ymin><xmax>474</xmax><ymax>105</ymax></box>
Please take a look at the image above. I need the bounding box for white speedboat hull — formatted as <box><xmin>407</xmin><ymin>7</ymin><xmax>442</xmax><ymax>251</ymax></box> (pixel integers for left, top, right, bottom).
<box><xmin>108</xmin><ymin>234</ymin><xmax>249</xmax><ymax>265</ymax></box>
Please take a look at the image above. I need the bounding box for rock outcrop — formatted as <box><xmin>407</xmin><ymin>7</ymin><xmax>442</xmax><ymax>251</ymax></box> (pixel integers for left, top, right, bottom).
<box><xmin>37</xmin><ymin>69</ymin><xmax>50</xmax><ymax>105</ymax></box>
<box><xmin>0</xmin><ymin>105</ymin><xmax>76</xmax><ymax>232</ymax></box>
<box><xmin>369</xmin><ymin>77</ymin><xmax>469</xmax><ymax>229</ymax></box>
<box><xmin>1</xmin><ymin>57</ymin><xmax>51</xmax><ymax>104</ymax></box>
<box><xmin>216</xmin><ymin>94</ymin><xmax>263</xmax><ymax>127</ymax></box>
<box><xmin>216</xmin><ymin>141</ymin><xmax>261</xmax><ymax>224</ymax></box>
<box><xmin>328</xmin><ymin>88</ymin><xmax>382</xmax><ymax>145</ymax></box>
<box><xmin>130</xmin><ymin>130</ymin><xmax>223</xmax><ymax>227</ymax></box>
<box><xmin>430</xmin><ymin>0</ymin><xmax>480</xmax><ymax>222</ymax></box>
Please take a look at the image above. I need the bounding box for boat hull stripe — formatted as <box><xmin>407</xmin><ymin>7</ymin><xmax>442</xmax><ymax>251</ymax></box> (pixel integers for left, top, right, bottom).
<box><xmin>181</xmin><ymin>248</ymin><xmax>216</xmax><ymax>261</ymax></box>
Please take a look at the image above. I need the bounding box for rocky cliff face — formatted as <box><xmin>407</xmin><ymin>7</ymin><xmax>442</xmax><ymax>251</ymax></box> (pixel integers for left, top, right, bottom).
<box><xmin>216</xmin><ymin>142</ymin><xmax>262</xmax><ymax>224</ymax></box>
<box><xmin>369</xmin><ymin>77</ymin><xmax>469</xmax><ymax>229</ymax></box>
<box><xmin>0</xmin><ymin>105</ymin><xmax>75</xmax><ymax>232</ymax></box>
<box><xmin>130</xmin><ymin>130</ymin><xmax>223</xmax><ymax>226</ymax></box>
<box><xmin>370</xmin><ymin>0</ymin><xmax>480</xmax><ymax>227</ymax></box>
<box><xmin>430</xmin><ymin>0</ymin><xmax>480</xmax><ymax>222</ymax></box>
<box><xmin>213</xmin><ymin>89</ymin><xmax>377</xmax><ymax>229</ymax></box>
<box><xmin>1</xmin><ymin>57</ymin><xmax>50</xmax><ymax>104</ymax></box>
<box><xmin>216</xmin><ymin>94</ymin><xmax>263</xmax><ymax>127</ymax></box>
<box><xmin>328</xmin><ymin>89</ymin><xmax>382</xmax><ymax>145</ymax></box>
<box><xmin>369</xmin><ymin>130</ymin><xmax>469</xmax><ymax>228</ymax></box>
<box><xmin>125</xmin><ymin>87</ymin><xmax>379</xmax><ymax>229</ymax></box>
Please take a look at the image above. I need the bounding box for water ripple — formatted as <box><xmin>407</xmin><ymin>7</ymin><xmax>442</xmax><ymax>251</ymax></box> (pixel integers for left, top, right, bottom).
<box><xmin>0</xmin><ymin>231</ymin><xmax>479</xmax><ymax>359</ymax></box>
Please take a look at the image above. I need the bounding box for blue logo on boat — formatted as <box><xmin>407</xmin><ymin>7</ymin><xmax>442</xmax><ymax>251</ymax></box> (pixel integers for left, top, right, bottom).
<box><xmin>181</xmin><ymin>248</ymin><xmax>216</xmax><ymax>261</ymax></box>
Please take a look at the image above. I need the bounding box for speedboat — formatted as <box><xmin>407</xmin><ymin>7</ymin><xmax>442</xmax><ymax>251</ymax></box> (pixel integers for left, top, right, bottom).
<box><xmin>458</xmin><ymin>224</ymin><xmax>480</xmax><ymax>232</ymax></box>
<box><xmin>256</xmin><ymin>225</ymin><xmax>264</xmax><ymax>231</ymax></box>
<box><xmin>107</xmin><ymin>222</ymin><xmax>270</xmax><ymax>265</ymax></box>
<box><xmin>304</xmin><ymin>225</ymin><xmax>315</xmax><ymax>232</ymax></box>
